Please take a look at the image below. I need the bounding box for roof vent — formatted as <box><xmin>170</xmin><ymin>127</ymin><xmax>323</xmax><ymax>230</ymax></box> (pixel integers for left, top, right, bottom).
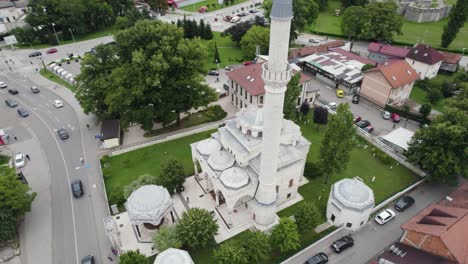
<box><xmin>389</xmin><ymin>245</ymin><xmax>407</xmax><ymax>257</ymax></box>
<box><xmin>392</xmin><ymin>76</ymin><xmax>397</xmax><ymax>80</ymax></box>
<box><xmin>250</xmin><ymin>78</ymin><xmax>255</xmax><ymax>82</ymax></box>
<box><xmin>246</xmin><ymin>75</ymin><xmax>251</xmax><ymax>79</ymax></box>
<box><xmin>446</xmin><ymin>196</ymin><xmax>453</xmax><ymax>201</ymax></box>
<box><xmin>428</xmin><ymin>208</ymin><xmax>456</xmax><ymax>218</ymax></box>
<box><xmin>424</xmin><ymin>53</ymin><xmax>428</xmax><ymax>57</ymax></box>
<box><xmin>414</xmin><ymin>50</ymin><xmax>418</xmax><ymax>54</ymax></box>
<box><xmin>407</xmin><ymin>70</ymin><xmax>411</xmax><ymax>75</ymax></box>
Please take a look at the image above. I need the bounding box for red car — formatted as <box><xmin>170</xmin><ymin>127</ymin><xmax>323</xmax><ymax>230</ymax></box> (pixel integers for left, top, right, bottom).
<box><xmin>354</xmin><ymin>115</ymin><xmax>361</xmax><ymax>123</ymax></box>
<box><xmin>390</xmin><ymin>113</ymin><xmax>400</xmax><ymax>123</ymax></box>
<box><xmin>46</xmin><ymin>48</ymin><xmax>58</xmax><ymax>54</ymax></box>
<box><xmin>243</xmin><ymin>61</ymin><xmax>252</xmax><ymax>66</ymax></box>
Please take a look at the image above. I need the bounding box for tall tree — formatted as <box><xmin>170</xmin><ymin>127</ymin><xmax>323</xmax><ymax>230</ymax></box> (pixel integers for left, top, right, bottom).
<box><xmin>148</xmin><ymin>0</ymin><xmax>168</xmax><ymax>13</ymax></box>
<box><xmin>406</xmin><ymin>89</ymin><xmax>468</xmax><ymax>184</ymax></box>
<box><xmin>223</xmin><ymin>21</ymin><xmax>254</xmax><ymax>45</ymax></box>
<box><xmin>359</xmin><ymin>2</ymin><xmax>403</xmax><ymax>41</ymax></box>
<box><xmin>0</xmin><ymin>211</ymin><xmax>16</xmax><ymax>242</ymax></box>
<box><xmin>316</xmin><ymin>0</ymin><xmax>328</xmax><ymax>11</ymax></box>
<box><xmin>441</xmin><ymin>0</ymin><xmax>468</xmax><ymax>48</ymax></box>
<box><xmin>300</xmin><ymin>101</ymin><xmax>311</xmax><ymax>117</ymax></box>
<box><xmin>419</xmin><ymin>103</ymin><xmax>432</xmax><ymax>119</ymax></box>
<box><xmin>157</xmin><ymin>159</ymin><xmax>185</xmax><ymax>194</ymax></box>
<box><xmin>123</xmin><ymin>174</ymin><xmax>158</xmax><ymax>198</ymax></box>
<box><xmin>240</xmin><ymin>25</ymin><xmax>270</xmax><ymax>59</ymax></box>
<box><xmin>203</xmin><ymin>22</ymin><xmax>214</xmax><ymax>40</ymax></box>
<box><xmin>152</xmin><ymin>226</ymin><xmax>182</xmax><ymax>252</ymax></box>
<box><xmin>119</xmin><ymin>250</ymin><xmax>149</xmax><ymax>264</ymax></box>
<box><xmin>341</xmin><ymin>5</ymin><xmax>364</xmax><ymax>39</ymax></box>
<box><xmin>340</xmin><ymin>0</ymin><xmax>368</xmax><ymax>9</ymax></box>
<box><xmin>177</xmin><ymin>208</ymin><xmax>219</xmax><ymax>249</ymax></box>
<box><xmin>270</xmin><ymin>217</ymin><xmax>300</xmax><ymax>254</ymax></box>
<box><xmin>294</xmin><ymin>202</ymin><xmax>320</xmax><ymax>233</ymax></box>
<box><xmin>319</xmin><ymin>103</ymin><xmax>356</xmax><ymax>183</ymax></box>
<box><xmin>283</xmin><ymin>74</ymin><xmax>301</xmax><ymax>120</ymax></box>
<box><xmin>242</xmin><ymin>231</ymin><xmax>271</xmax><ymax>263</ymax></box>
<box><xmin>263</xmin><ymin>0</ymin><xmax>319</xmax><ymax>41</ymax></box>
<box><xmin>213</xmin><ymin>41</ymin><xmax>221</xmax><ymax>63</ymax></box>
<box><xmin>214</xmin><ymin>241</ymin><xmax>248</xmax><ymax>264</ymax></box>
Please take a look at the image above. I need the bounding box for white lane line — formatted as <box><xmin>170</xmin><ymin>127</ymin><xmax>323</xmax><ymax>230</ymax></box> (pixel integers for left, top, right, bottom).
<box><xmin>0</xmin><ymin>75</ymin><xmax>81</xmax><ymax>264</ymax></box>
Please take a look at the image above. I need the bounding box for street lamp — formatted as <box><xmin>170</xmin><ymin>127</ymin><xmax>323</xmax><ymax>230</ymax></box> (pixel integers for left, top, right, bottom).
<box><xmin>462</xmin><ymin>48</ymin><xmax>466</xmax><ymax>56</ymax></box>
<box><xmin>22</xmin><ymin>42</ymin><xmax>33</xmax><ymax>49</ymax></box>
<box><xmin>51</xmin><ymin>22</ymin><xmax>60</xmax><ymax>46</ymax></box>
<box><xmin>68</xmin><ymin>28</ymin><xmax>76</xmax><ymax>43</ymax></box>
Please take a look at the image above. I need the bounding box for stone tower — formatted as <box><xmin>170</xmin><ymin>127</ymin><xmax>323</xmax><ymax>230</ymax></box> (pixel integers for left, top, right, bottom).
<box><xmin>253</xmin><ymin>0</ymin><xmax>293</xmax><ymax>227</ymax></box>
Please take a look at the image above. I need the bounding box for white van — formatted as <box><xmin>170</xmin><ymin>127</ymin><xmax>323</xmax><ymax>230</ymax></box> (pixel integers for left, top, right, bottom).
<box><xmin>230</xmin><ymin>16</ymin><xmax>241</xmax><ymax>23</ymax></box>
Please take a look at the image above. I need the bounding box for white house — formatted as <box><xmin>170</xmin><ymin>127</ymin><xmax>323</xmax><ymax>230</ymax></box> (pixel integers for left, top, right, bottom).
<box><xmin>405</xmin><ymin>44</ymin><xmax>445</xmax><ymax>79</ymax></box>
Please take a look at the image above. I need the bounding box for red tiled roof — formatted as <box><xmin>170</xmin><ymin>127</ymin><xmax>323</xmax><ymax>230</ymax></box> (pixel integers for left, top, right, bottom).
<box><xmin>368</xmin><ymin>42</ymin><xmax>410</xmax><ymax>58</ymax></box>
<box><xmin>401</xmin><ymin>204</ymin><xmax>468</xmax><ymax>264</ymax></box>
<box><xmin>438</xmin><ymin>183</ymin><xmax>468</xmax><ymax>209</ymax></box>
<box><xmin>440</xmin><ymin>51</ymin><xmax>462</xmax><ymax>64</ymax></box>
<box><xmin>406</xmin><ymin>44</ymin><xmax>445</xmax><ymax>65</ymax></box>
<box><xmin>226</xmin><ymin>63</ymin><xmax>309</xmax><ymax>96</ymax></box>
<box><xmin>289</xmin><ymin>40</ymin><xmax>345</xmax><ymax>58</ymax></box>
<box><xmin>330</xmin><ymin>48</ymin><xmax>376</xmax><ymax>65</ymax></box>
<box><xmin>367</xmin><ymin>60</ymin><xmax>419</xmax><ymax>89</ymax></box>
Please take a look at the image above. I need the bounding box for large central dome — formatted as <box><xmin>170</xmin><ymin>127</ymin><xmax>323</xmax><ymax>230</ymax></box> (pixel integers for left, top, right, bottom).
<box><xmin>236</xmin><ymin>105</ymin><xmax>264</xmax><ymax>135</ymax></box>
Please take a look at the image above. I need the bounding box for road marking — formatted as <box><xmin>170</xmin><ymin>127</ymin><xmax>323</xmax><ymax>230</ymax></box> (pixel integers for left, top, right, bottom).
<box><xmin>75</xmin><ymin>167</ymin><xmax>81</xmax><ymax>170</ymax></box>
<box><xmin>0</xmin><ymin>73</ymin><xmax>81</xmax><ymax>264</ymax></box>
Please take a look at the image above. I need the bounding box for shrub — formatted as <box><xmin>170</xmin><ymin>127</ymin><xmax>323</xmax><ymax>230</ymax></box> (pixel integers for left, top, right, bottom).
<box><xmin>304</xmin><ymin>162</ymin><xmax>323</xmax><ymax>179</ymax></box>
<box><xmin>109</xmin><ymin>191</ymin><xmax>125</xmax><ymax>206</ymax></box>
<box><xmin>101</xmin><ymin>155</ymin><xmax>110</xmax><ymax>165</ymax></box>
<box><xmin>204</xmin><ymin>105</ymin><xmax>227</xmax><ymax>121</ymax></box>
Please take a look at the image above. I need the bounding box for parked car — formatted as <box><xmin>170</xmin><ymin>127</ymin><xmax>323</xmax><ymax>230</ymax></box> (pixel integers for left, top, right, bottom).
<box><xmin>54</xmin><ymin>100</ymin><xmax>64</xmax><ymax>108</ymax></box>
<box><xmin>355</xmin><ymin>120</ymin><xmax>371</xmax><ymax>128</ymax></box>
<box><xmin>71</xmin><ymin>180</ymin><xmax>84</xmax><ymax>198</ymax></box>
<box><xmin>238</xmin><ymin>12</ymin><xmax>248</xmax><ymax>17</ymax></box>
<box><xmin>57</xmin><ymin>128</ymin><xmax>69</xmax><ymax>140</ymax></box>
<box><xmin>354</xmin><ymin>115</ymin><xmax>362</xmax><ymax>123</ymax></box>
<box><xmin>243</xmin><ymin>61</ymin><xmax>253</xmax><ymax>66</ymax></box>
<box><xmin>223</xmin><ymin>15</ymin><xmax>232</xmax><ymax>22</ymax></box>
<box><xmin>331</xmin><ymin>236</ymin><xmax>354</xmax><ymax>253</ymax></box>
<box><xmin>336</xmin><ymin>89</ymin><xmax>344</xmax><ymax>98</ymax></box>
<box><xmin>309</xmin><ymin>38</ymin><xmax>320</xmax><ymax>43</ymax></box>
<box><xmin>383</xmin><ymin>111</ymin><xmax>391</xmax><ymax>120</ymax></box>
<box><xmin>30</xmin><ymin>86</ymin><xmax>40</xmax><ymax>93</ymax></box>
<box><xmin>230</xmin><ymin>16</ymin><xmax>241</xmax><ymax>23</ymax></box>
<box><xmin>5</xmin><ymin>99</ymin><xmax>17</xmax><ymax>108</ymax></box>
<box><xmin>46</xmin><ymin>48</ymin><xmax>58</xmax><ymax>54</ymax></box>
<box><xmin>352</xmin><ymin>94</ymin><xmax>360</xmax><ymax>104</ymax></box>
<box><xmin>363</xmin><ymin>125</ymin><xmax>374</xmax><ymax>133</ymax></box>
<box><xmin>15</xmin><ymin>153</ymin><xmax>26</xmax><ymax>168</ymax></box>
<box><xmin>208</xmin><ymin>70</ymin><xmax>219</xmax><ymax>76</ymax></box>
<box><xmin>325</xmin><ymin>102</ymin><xmax>337</xmax><ymax>111</ymax></box>
<box><xmin>306</xmin><ymin>252</ymin><xmax>328</xmax><ymax>264</ymax></box>
<box><xmin>391</xmin><ymin>113</ymin><xmax>401</xmax><ymax>123</ymax></box>
<box><xmin>225</xmin><ymin>66</ymin><xmax>233</xmax><ymax>71</ymax></box>
<box><xmin>8</xmin><ymin>89</ymin><xmax>18</xmax><ymax>95</ymax></box>
<box><xmin>249</xmin><ymin>9</ymin><xmax>258</xmax><ymax>13</ymax></box>
<box><xmin>81</xmin><ymin>255</ymin><xmax>94</xmax><ymax>264</ymax></box>
<box><xmin>374</xmin><ymin>209</ymin><xmax>396</xmax><ymax>225</ymax></box>
<box><xmin>17</xmin><ymin>108</ymin><xmax>29</xmax><ymax>117</ymax></box>
<box><xmin>394</xmin><ymin>196</ymin><xmax>415</xmax><ymax>211</ymax></box>
<box><xmin>28</xmin><ymin>51</ymin><xmax>42</xmax><ymax>57</ymax></box>
<box><xmin>0</xmin><ymin>81</ymin><xmax>7</xmax><ymax>88</ymax></box>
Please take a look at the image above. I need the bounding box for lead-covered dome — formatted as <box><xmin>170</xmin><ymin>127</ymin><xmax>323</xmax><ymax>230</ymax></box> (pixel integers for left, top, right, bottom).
<box><xmin>154</xmin><ymin>248</ymin><xmax>194</xmax><ymax>264</ymax></box>
<box><xmin>196</xmin><ymin>138</ymin><xmax>221</xmax><ymax>156</ymax></box>
<box><xmin>125</xmin><ymin>185</ymin><xmax>173</xmax><ymax>225</ymax></box>
<box><xmin>332</xmin><ymin>178</ymin><xmax>374</xmax><ymax>211</ymax></box>
<box><xmin>219</xmin><ymin>167</ymin><xmax>249</xmax><ymax>189</ymax></box>
<box><xmin>208</xmin><ymin>150</ymin><xmax>235</xmax><ymax>171</ymax></box>
<box><xmin>236</xmin><ymin>105</ymin><xmax>263</xmax><ymax>136</ymax></box>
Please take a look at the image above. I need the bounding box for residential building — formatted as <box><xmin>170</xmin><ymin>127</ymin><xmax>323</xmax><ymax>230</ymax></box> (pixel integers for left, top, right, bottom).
<box><xmin>367</xmin><ymin>42</ymin><xmax>410</xmax><ymax>64</ymax></box>
<box><xmin>226</xmin><ymin>62</ymin><xmax>317</xmax><ymax>110</ymax></box>
<box><xmin>377</xmin><ymin>242</ymin><xmax>457</xmax><ymax>264</ymax></box>
<box><xmin>439</xmin><ymin>51</ymin><xmax>462</xmax><ymax>73</ymax></box>
<box><xmin>288</xmin><ymin>40</ymin><xmax>345</xmax><ymax>60</ymax></box>
<box><xmin>298</xmin><ymin>48</ymin><xmax>374</xmax><ymax>94</ymax></box>
<box><xmin>360</xmin><ymin>60</ymin><xmax>419</xmax><ymax>108</ymax></box>
<box><xmin>0</xmin><ymin>0</ymin><xmax>25</xmax><ymax>33</ymax></box>
<box><xmin>405</xmin><ymin>44</ymin><xmax>445</xmax><ymax>79</ymax></box>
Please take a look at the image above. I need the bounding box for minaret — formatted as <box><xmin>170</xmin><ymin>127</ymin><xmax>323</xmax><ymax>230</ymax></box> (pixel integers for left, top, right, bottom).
<box><xmin>254</xmin><ymin>0</ymin><xmax>293</xmax><ymax>226</ymax></box>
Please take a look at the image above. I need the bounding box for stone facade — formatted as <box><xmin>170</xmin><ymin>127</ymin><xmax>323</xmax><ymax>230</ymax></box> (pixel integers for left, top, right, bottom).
<box><xmin>396</xmin><ymin>0</ymin><xmax>452</xmax><ymax>23</ymax></box>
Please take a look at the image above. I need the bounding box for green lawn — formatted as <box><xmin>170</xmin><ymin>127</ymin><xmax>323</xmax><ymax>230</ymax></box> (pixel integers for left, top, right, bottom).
<box><xmin>104</xmin><ymin>130</ymin><xmax>214</xmax><ymax>205</ymax></box>
<box><xmin>39</xmin><ymin>68</ymin><xmax>76</xmax><ymax>91</ymax></box>
<box><xmin>308</xmin><ymin>0</ymin><xmax>468</xmax><ymax>50</ymax></box>
<box><xmin>180</xmin><ymin>0</ymin><xmax>249</xmax><ymax>12</ymax></box>
<box><xmin>409</xmin><ymin>73</ymin><xmax>455</xmax><ymax>113</ymax></box>
<box><xmin>0</xmin><ymin>154</ymin><xmax>9</xmax><ymax>165</ymax></box>
<box><xmin>203</xmin><ymin>32</ymin><xmax>245</xmax><ymax>71</ymax></box>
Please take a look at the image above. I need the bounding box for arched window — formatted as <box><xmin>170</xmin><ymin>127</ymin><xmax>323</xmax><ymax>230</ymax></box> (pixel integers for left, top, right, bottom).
<box><xmin>276</xmin><ymin>185</ymin><xmax>279</xmax><ymax>193</ymax></box>
<box><xmin>289</xmin><ymin>179</ymin><xmax>294</xmax><ymax>188</ymax></box>
<box><xmin>258</xmin><ymin>131</ymin><xmax>263</xmax><ymax>137</ymax></box>
<box><xmin>247</xmin><ymin>129</ymin><xmax>252</xmax><ymax>136</ymax></box>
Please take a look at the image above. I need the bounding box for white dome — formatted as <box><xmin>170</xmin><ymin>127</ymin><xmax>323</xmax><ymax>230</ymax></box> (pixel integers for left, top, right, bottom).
<box><xmin>236</xmin><ymin>105</ymin><xmax>263</xmax><ymax>133</ymax></box>
<box><xmin>282</xmin><ymin>119</ymin><xmax>301</xmax><ymax>136</ymax></box>
<box><xmin>207</xmin><ymin>150</ymin><xmax>235</xmax><ymax>171</ymax></box>
<box><xmin>154</xmin><ymin>248</ymin><xmax>194</xmax><ymax>264</ymax></box>
<box><xmin>196</xmin><ymin>138</ymin><xmax>221</xmax><ymax>156</ymax></box>
<box><xmin>219</xmin><ymin>167</ymin><xmax>249</xmax><ymax>189</ymax></box>
<box><xmin>125</xmin><ymin>185</ymin><xmax>173</xmax><ymax>225</ymax></box>
<box><xmin>332</xmin><ymin>179</ymin><xmax>374</xmax><ymax>211</ymax></box>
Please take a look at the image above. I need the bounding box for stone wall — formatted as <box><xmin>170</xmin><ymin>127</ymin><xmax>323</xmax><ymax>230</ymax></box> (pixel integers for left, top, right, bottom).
<box><xmin>394</xmin><ymin>0</ymin><xmax>452</xmax><ymax>23</ymax></box>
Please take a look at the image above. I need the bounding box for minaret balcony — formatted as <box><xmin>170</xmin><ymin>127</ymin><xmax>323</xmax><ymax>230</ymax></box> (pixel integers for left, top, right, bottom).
<box><xmin>262</xmin><ymin>62</ymin><xmax>292</xmax><ymax>89</ymax></box>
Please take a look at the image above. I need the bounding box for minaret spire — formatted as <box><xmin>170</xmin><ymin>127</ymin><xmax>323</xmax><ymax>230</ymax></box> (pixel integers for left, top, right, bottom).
<box><xmin>254</xmin><ymin>0</ymin><xmax>293</xmax><ymax>227</ymax></box>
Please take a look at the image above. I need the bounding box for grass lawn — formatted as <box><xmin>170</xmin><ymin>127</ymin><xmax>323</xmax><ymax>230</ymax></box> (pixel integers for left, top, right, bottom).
<box><xmin>203</xmin><ymin>32</ymin><xmax>245</xmax><ymax>72</ymax></box>
<box><xmin>409</xmin><ymin>73</ymin><xmax>455</xmax><ymax>113</ymax></box>
<box><xmin>39</xmin><ymin>68</ymin><xmax>76</xmax><ymax>91</ymax></box>
<box><xmin>0</xmin><ymin>154</ymin><xmax>9</xmax><ymax>165</ymax></box>
<box><xmin>180</xmin><ymin>0</ymin><xmax>249</xmax><ymax>13</ymax></box>
<box><xmin>308</xmin><ymin>0</ymin><xmax>468</xmax><ymax>50</ymax></box>
<box><xmin>104</xmin><ymin>130</ymin><xmax>214</xmax><ymax>205</ymax></box>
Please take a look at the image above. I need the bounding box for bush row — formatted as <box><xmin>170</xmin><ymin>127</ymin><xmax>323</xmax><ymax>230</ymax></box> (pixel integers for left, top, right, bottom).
<box><xmin>384</xmin><ymin>104</ymin><xmax>430</xmax><ymax>124</ymax></box>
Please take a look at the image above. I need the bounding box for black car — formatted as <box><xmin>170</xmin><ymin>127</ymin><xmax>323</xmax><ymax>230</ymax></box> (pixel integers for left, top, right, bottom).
<box><xmin>8</xmin><ymin>89</ymin><xmax>19</xmax><ymax>95</ymax></box>
<box><xmin>17</xmin><ymin>108</ymin><xmax>29</xmax><ymax>117</ymax></box>
<box><xmin>30</xmin><ymin>86</ymin><xmax>40</xmax><ymax>93</ymax></box>
<box><xmin>306</xmin><ymin>252</ymin><xmax>328</xmax><ymax>264</ymax></box>
<box><xmin>81</xmin><ymin>255</ymin><xmax>94</xmax><ymax>264</ymax></box>
<box><xmin>355</xmin><ymin>120</ymin><xmax>371</xmax><ymax>128</ymax></box>
<box><xmin>352</xmin><ymin>94</ymin><xmax>360</xmax><ymax>104</ymax></box>
<box><xmin>28</xmin><ymin>51</ymin><xmax>42</xmax><ymax>57</ymax></box>
<box><xmin>249</xmin><ymin>9</ymin><xmax>258</xmax><ymax>13</ymax></box>
<box><xmin>238</xmin><ymin>12</ymin><xmax>248</xmax><ymax>17</ymax></box>
<box><xmin>208</xmin><ymin>70</ymin><xmax>219</xmax><ymax>76</ymax></box>
<box><xmin>395</xmin><ymin>196</ymin><xmax>415</xmax><ymax>211</ymax></box>
<box><xmin>331</xmin><ymin>236</ymin><xmax>354</xmax><ymax>253</ymax></box>
<box><xmin>71</xmin><ymin>180</ymin><xmax>84</xmax><ymax>198</ymax></box>
<box><xmin>57</xmin><ymin>128</ymin><xmax>69</xmax><ymax>140</ymax></box>
<box><xmin>5</xmin><ymin>99</ymin><xmax>17</xmax><ymax>108</ymax></box>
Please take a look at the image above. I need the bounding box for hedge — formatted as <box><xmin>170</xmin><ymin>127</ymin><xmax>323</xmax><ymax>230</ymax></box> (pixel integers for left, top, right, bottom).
<box><xmin>384</xmin><ymin>104</ymin><xmax>430</xmax><ymax>124</ymax></box>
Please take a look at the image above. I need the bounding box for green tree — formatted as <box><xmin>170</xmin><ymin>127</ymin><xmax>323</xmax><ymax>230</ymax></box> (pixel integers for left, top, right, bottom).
<box><xmin>0</xmin><ymin>211</ymin><xmax>17</xmax><ymax>242</ymax></box>
<box><xmin>224</xmin><ymin>21</ymin><xmax>254</xmax><ymax>45</ymax></box>
<box><xmin>426</xmin><ymin>86</ymin><xmax>443</xmax><ymax>104</ymax></box>
<box><xmin>123</xmin><ymin>174</ymin><xmax>158</xmax><ymax>198</ymax></box>
<box><xmin>300</xmin><ymin>102</ymin><xmax>311</xmax><ymax>117</ymax></box>
<box><xmin>148</xmin><ymin>0</ymin><xmax>168</xmax><ymax>13</ymax></box>
<box><xmin>214</xmin><ymin>241</ymin><xmax>248</xmax><ymax>264</ymax></box>
<box><xmin>283</xmin><ymin>74</ymin><xmax>301</xmax><ymax>120</ymax></box>
<box><xmin>157</xmin><ymin>159</ymin><xmax>185</xmax><ymax>194</ymax></box>
<box><xmin>319</xmin><ymin>103</ymin><xmax>356</xmax><ymax>183</ymax></box>
<box><xmin>213</xmin><ymin>41</ymin><xmax>221</xmax><ymax>63</ymax></box>
<box><xmin>242</xmin><ymin>231</ymin><xmax>271</xmax><ymax>263</ymax></box>
<box><xmin>419</xmin><ymin>103</ymin><xmax>432</xmax><ymax>119</ymax></box>
<box><xmin>316</xmin><ymin>0</ymin><xmax>328</xmax><ymax>11</ymax></box>
<box><xmin>294</xmin><ymin>202</ymin><xmax>320</xmax><ymax>233</ymax></box>
<box><xmin>152</xmin><ymin>226</ymin><xmax>182</xmax><ymax>251</ymax></box>
<box><xmin>240</xmin><ymin>26</ymin><xmax>270</xmax><ymax>59</ymax></box>
<box><xmin>341</xmin><ymin>0</ymin><xmax>368</xmax><ymax>8</ymax></box>
<box><xmin>177</xmin><ymin>208</ymin><xmax>219</xmax><ymax>249</ymax></box>
<box><xmin>119</xmin><ymin>250</ymin><xmax>150</xmax><ymax>264</ymax></box>
<box><xmin>407</xmin><ymin>107</ymin><xmax>467</xmax><ymax>184</ymax></box>
<box><xmin>263</xmin><ymin>0</ymin><xmax>319</xmax><ymax>41</ymax></box>
<box><xmin>270</xmin><ymin>217</ymin><xmax>300</xmax><ymax>254</ymax></box>
<box><xmin>441</xmin><ymin>0</ymin><xmax>468</xmax><ymax>47</ymax></box>
<box><xmin>361</xmin><ymin>63</ymin><xmax>376</xmax><ymax>72</ymax></box>
<box><xmin>203</xmin><ymin>22</ymin><xmax>214</xmax><ymax>40</ymax></box>
<box><xmin>359</xmin><ymin>2</ymin><xmax>403</xmax><ymax>41</ymax></box>
<box><xmin>340</xmin><ymin>5</ymin><xmax>364</xmax><ymax>39</ymax></box>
